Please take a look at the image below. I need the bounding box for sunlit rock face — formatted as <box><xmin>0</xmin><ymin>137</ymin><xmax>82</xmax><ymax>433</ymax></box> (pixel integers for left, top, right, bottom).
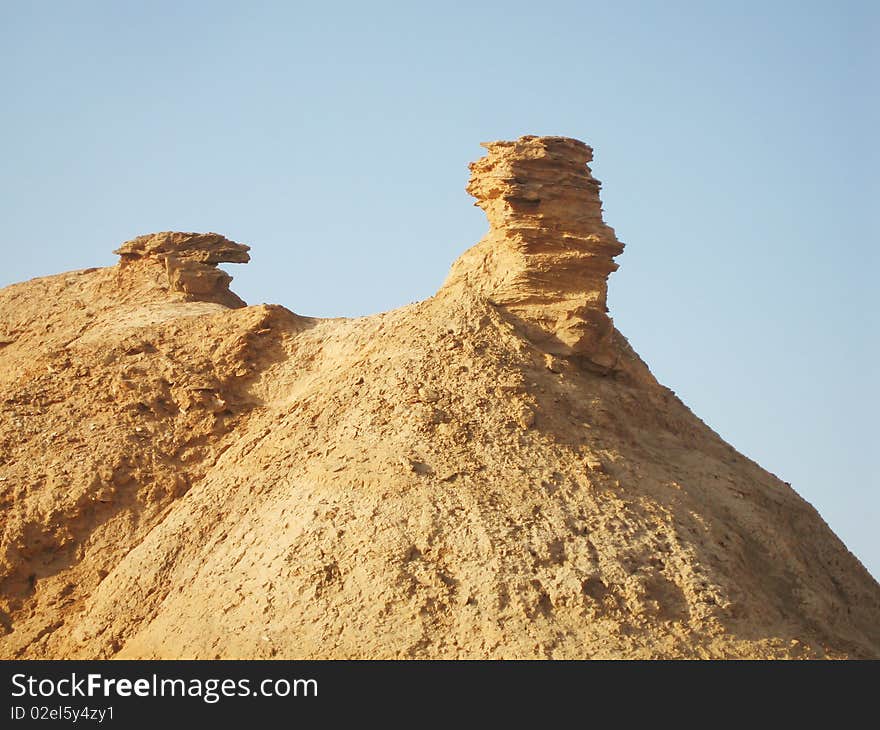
<box><xmin>443</xmin><ymin>135</ymin><xmax>624</xmax><ymax>368</ymax></box>
<box><xmin>115</xmin><ymin>231</ymin><xmax>251</xmax><ymax>308</ymax></box>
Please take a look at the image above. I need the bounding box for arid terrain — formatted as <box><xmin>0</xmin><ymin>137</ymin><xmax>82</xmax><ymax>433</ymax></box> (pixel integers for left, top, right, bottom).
<box><xmin>1</xmin><ymin>136</ymin><xmax>878</xmax><ymax>659</ymax></box>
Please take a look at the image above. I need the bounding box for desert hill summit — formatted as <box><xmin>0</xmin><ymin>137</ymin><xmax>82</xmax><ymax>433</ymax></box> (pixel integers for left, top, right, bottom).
<box><xmin>1</xmin><ymin>136</ymin><xmax>878</xmax><ymax>659</ymax></box>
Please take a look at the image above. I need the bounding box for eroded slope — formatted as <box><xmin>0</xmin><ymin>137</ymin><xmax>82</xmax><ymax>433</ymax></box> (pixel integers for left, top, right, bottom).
<box><xmin>1</xmin><ymin>139</ymin><xmax>878</xmax><ymax>659</ymax></box>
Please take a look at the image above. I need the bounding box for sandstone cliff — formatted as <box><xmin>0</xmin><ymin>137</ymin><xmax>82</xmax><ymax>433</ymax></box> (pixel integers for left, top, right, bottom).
<box><xmin>1</xmin><ymin>136</ymin><xmax>877</xmax><ymax>659</ymax></box>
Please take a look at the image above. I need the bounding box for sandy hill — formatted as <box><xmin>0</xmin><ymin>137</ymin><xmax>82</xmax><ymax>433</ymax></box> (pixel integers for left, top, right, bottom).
<box><xmin>1</xmin><ymin>136</ymin><xmax>878</xmax><ymax>659</ymax></box>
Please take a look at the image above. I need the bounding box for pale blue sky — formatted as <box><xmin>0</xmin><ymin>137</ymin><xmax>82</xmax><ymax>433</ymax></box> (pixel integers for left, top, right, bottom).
<box><xmin>2</xmin><ymin>1</ymin><xmax>877</xmax><ymax>578</ymax></box>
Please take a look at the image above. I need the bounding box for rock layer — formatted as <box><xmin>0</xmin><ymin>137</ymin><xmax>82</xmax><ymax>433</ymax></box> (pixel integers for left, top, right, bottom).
<box><xmin>114</xmin><ymin>231</ymin><xmax>251</xmax><ymax>308</ymax></box>
<box><xmin>443</xmin><ymin>136</ymin><xmax>624</xmax><ymax>368</ymax></box>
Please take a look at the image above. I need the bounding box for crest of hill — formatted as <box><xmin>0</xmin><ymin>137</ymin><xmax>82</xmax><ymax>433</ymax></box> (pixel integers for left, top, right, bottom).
<box><xmin>0</xmin><ymin>136</ymin><xmax>877</xmax><ymax>659</ymax></box>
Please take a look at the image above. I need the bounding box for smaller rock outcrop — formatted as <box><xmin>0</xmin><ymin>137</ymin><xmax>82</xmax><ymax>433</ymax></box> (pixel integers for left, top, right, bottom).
<box><xmin>443</xmin><ymin>135</ymin><xmax>624</xmax><ymax>368</ymax></box>
<box><xmin>114</xmin><ymin>232</ymin><xmax>250</xmax><ymax>308</ymax></box>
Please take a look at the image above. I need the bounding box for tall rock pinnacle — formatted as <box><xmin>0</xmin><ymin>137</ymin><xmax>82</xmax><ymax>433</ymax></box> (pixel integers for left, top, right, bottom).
<box><xmin>443</xmin><ymin>135</ymin><xmax>624</xmax><ymax>368</ymax></box>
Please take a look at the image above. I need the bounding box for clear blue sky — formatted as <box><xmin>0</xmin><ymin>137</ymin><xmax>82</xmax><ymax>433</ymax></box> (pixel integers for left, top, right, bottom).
<box><xmin>2</xmin><ymin>1</ymin><xmax>877</xmax><ymax>578</ymax></box>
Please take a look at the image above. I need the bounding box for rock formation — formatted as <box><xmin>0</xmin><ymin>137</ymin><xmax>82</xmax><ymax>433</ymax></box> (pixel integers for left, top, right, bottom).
<box><xmin>0</xmin><ymin>137</ymin><xmax>878</xmax><ymax>660</ymax></box>
<box><xmin>114</xmin><ymin>231</ymin><xmax>250</xmax><ymax>308</ymax></box>
<box><xmin>444</xmin><ymin>136</ymin><xmax>624</xmax><ymax>369</ymax></box>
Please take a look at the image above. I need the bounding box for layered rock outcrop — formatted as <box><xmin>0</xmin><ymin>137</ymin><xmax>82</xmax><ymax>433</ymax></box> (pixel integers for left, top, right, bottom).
<box><xmin>443</xmin><ymin>136</ymin><xmax>624</xmax><ymax>368</ymax></box>
<box><xmin>114</xmin><ymin>231</ymin><xmax>251</xmax><ymax>308</ymax></box>
<box><xmin>1</xmin><ymin>136</ymin><xmax>878</xmax><ymax>660</ymax></box>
